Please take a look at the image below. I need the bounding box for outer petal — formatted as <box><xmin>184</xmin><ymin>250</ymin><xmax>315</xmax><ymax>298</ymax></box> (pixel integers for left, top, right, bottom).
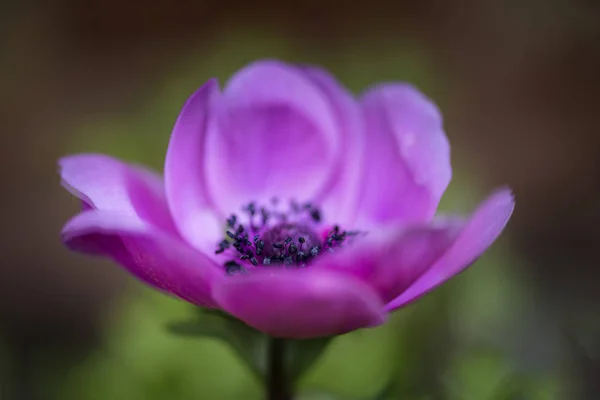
<box><xmin>385</xmin><ymin>188</ymin><xmax>515</xmax><ymax>311</ymax></box>
<box><xmin>164</xmin><ymin>79</ymin><xmax>223</xmax><ymax>255</ymax></box>
<box><xmin>62</xmin><ymin>210</ymin><xmax>223</xmax><ymax>308</ymax></box>
<box><xmin>300</xmin><ymin>65</ymin><xmax>364</xmax><ymax>226</ymax></box>
<box><xmin>59</xmin><ymin>154</ymin><xmax>177</xmax><ymax>234</ymax></box>
<box><xmin>205</xmin><ymin>60</ymin><xmax>341</xmax><ymax>214</ymax></box>
<box><xmin>357</xmin><ymin>84</ymin><xmax>451</xmax><ymax>227</ymax></box>
<box><xmin>320</xmin><ymin>219</ymin><xmax>463</xmax><ymax>304</ymax></box>
<box><xmin>212</xmin><ymin>269</ymin><xmax>386</xmax><ymax>338</ymax></box>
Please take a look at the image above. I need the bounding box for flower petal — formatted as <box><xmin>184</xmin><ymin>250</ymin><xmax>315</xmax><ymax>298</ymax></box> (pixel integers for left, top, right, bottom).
<box><xmin>205</xmin><ymin>60</ymin><xmax>341</xmax><ymax>214</ymax></box>
<box><xmin>164</xmin><ymin>79</ymin><xmax>223</xmax><ymax>254</ymax></box>
<box><xmin>320</xmin><ymin>219</ymin><xmax>463</xmax><ymax>304</ymax></box>
<box><xmin>385</xmin><ymin>188</ymin><xmax>515</xmax><ymax>312</ymax></box>
<box><xmin>59</xmin><ymin>154</ymin><xmax>177</xmax><ymax>234</ymax></box>
<box><xmin>62</xmin><ymin>210</ymin><xmax>223</xmax><ymax>308</ymax></box>
<box><xmin>213</xmin><ymin>269</ymin><xmax>386</xmax><ymax>338</ymax></box>
<box><xmin>299</xmin><ymin>65</ymin><xmax>364</xmax><ymax>226</ymax></box>
<box><xmin>356</xmin><ymin>84</ymin><xmax>451</xmax><ymax>226</ymax></box>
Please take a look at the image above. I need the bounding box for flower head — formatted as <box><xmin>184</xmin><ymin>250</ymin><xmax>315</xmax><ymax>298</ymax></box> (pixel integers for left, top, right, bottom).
<box><xmin>60</xmin><ymin>60</ymin><xmax>514</xmax><ymax>339</ymax></box>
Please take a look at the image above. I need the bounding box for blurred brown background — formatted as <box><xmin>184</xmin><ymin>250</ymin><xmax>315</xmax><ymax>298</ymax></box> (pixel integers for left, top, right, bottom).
<box><xmin>1</xmin><ymin>1</ymin><xmax>599</xmax><ymax>399</ymax></box>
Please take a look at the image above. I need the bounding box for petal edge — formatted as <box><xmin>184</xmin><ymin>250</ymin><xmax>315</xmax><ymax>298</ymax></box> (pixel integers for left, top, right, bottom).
<box><xmin>164</xmin><ymin>79</ymin><xmax>223</xmax><ymax>255</ymax></box>
<box><xmin>63</xmin><ymin>210</ymin><xmax>222</xmax><ymax>308</ymax></box>
<box><xmin>385</xmin><ymin>188</ymin><xmax>515</xmax><ymax>311</ymax></box>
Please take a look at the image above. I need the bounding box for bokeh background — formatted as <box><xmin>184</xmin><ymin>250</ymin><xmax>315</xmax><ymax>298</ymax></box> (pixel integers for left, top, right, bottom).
<box><xmin>1</xmin><ymin>1</ymin><xmax>599</xmax><ymax>399</ymax></box>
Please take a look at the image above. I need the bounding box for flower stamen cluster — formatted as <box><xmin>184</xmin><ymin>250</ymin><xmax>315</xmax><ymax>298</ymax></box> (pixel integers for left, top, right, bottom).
<box><xmin>215</xmin><ymin>199</ymin><xmax>360</xmax><ymax>275</ymax></box>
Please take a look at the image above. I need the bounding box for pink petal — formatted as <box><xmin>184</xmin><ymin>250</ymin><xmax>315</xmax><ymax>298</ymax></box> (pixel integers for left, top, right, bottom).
<box><xmin>300</xmin><ymin>65</ymin><xmax>364</xmax><ymax>226</ymax></box>
<box><xmin>320</xmin><ymin>220</ymin><xmax>463</xmax><ymax>304</ymax></box>
<box><xmin>356</xmin><ymin>84</ymin><xmax>451</xmax><ymax>227</ymax></box>
<box><xmin>59</xmin><ymin>154</ymin><xmax>177</xmax><ymax>234</ymax></box>
<box><xmin>62</xmin><ymin>210</ymin><xmax>223</xmax><ymax>308</ymax></box>
<box><xmin>164</xmin><ymin>79</ymin><xmax>223</xmax><ymax>255</ymax></box>
<box><xmin>385</xmin><ymin>188</ymin><xmax>515</xmax><ymax>312</ymax></box>
<box><xmin>205</xmin><ymin>60</ymin><xmax>341</xmax><ymax>214</ymax></box>
<box><xmin>212</xmin><ymin>269</ymin><xmax>386</xmax><ymax>338</ymax></box>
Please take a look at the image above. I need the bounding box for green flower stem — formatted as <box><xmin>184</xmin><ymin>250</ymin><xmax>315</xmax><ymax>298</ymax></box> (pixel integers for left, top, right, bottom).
<box><xmin>267</xmin><ymin>337</ymin><xmax>292</xmax><ymax>400</ymax></box>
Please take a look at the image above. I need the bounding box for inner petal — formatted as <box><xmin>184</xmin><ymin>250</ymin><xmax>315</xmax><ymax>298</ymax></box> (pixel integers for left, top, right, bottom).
<box><xmin>206</xmin><ymin>106</ymin><xmax>335</xmax><ymax>214</ymax></box>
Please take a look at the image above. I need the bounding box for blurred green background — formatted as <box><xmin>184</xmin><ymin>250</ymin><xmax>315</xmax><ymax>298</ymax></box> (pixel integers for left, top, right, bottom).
<box><xmin>1</xmin><ymin>1</ymin><xmax>599</xmax><ymax>399</ymax></box>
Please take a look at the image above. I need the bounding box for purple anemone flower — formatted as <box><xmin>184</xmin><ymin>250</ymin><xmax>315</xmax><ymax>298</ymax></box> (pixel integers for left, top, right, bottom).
<box><xmin>60</xmin><ymin>60</ymin><xmax>514</xmax><ymax>339</ymax></box>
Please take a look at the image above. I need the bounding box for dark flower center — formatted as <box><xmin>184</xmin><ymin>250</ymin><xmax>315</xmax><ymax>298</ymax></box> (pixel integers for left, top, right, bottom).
<box><xmin>215</xmin><ymin>199</ymin><xmax>359</xmax><ymax>275</ymax></box>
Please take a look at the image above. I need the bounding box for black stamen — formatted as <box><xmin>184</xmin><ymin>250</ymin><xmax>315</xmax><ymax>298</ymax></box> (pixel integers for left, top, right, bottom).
<box><xmin>225</xmin><ymin>261</ymin><xmax>246</xmax><ymax>275</ymax></box>
<box><xmin>227</xmin><ymin>214</ymin><xmax>237</xmax><ymax>228</ymax></box>
<box><xmin>256</xmin><ymin>240</ymin><xmax>264</xmax><ymax>256</ymax></box>
<box><xmin>297</xmin><ymin>252</ymin><xmax>307</xmax><ymax>263</ymax></box>
<box><xmin>310</xmin><ymin>209</ymin><xmax>321</xmax><ymax>222</ymax></box>
<box><xmin>217</xmin><ymin>198</ymin><xmax>359</xmax><ymax>270</ymax></box>
<box><xmin>310</xmin><ymin>246</ymin><xmax>320</xmax><ymax>257</ymax></box>
<box><xmin>246</xmin><ymin>202</ymin><xmax>256</xmax><ymax>216</ymax></box>
<box><xmin>272</xmin><ymin>256</ymin><xmax>283</xmax><ymax>265</ymax></box>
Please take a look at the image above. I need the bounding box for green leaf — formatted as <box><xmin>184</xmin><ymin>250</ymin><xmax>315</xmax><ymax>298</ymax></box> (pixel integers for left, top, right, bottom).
<box><xmin>167</xmin><ymin>310</ymin><xmax>268</xmax><ymax>381</ymax></box>
<box><xmin>370</xmin><ymin>380</ymin><xmax>397</xmax><ymax>400</ymax></box>
<box><xmin>167</xmin><ymin>310</ymin><xmax>334</xmax><ymax>386</ymax></box>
